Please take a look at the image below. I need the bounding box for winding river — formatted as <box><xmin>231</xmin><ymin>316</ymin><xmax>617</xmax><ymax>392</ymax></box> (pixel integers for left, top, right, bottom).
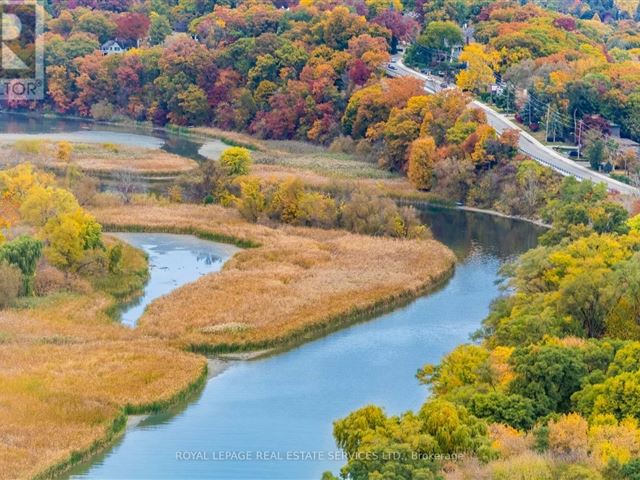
<box><xmin>0</xmin><ymin>113</ymin><xmax>543</xmax><ymax>479</ymax></box>
<box><xmin>71</xmin><ymin>208</ymin><xmax>541</xmax><ymax>479</ymax></box>
<box><xmin>0</xmin><ymin>113</ymin><xmax>226</xmax><ymax>161</ymax></box>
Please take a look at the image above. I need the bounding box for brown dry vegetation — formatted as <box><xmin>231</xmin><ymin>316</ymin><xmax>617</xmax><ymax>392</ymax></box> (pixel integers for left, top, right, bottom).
<box><xmin>94</xmin><ymin>203</ymin><xmax>456</xmax><ymax>351</ymax></box>
<box><xmin>0</xmin><ymin>142</ymin><xmax>198</xmax><ymax>175</ymax></box>
<box><xmin>249</xmin><ymin>163</ymin><xmax>439</xmax><ymax>203</ymax></box>
<box><xmin>0</xmin><ymin>341</ymin><xmax>205</xmax><ymax>479</ymax></box>
<box><xmin>0</xmin><ymin>240</ymin><xmax>206</xmax><ymax>480</ymax></box>
<box><xmin>1</xmin><ymin>201</ymin><xmax>454</xmax><ymax>479</ymax></box>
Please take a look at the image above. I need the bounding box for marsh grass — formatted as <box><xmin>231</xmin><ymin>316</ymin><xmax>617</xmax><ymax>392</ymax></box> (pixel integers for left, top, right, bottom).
<box><xmin>94</xmin><ymin>204</ymin><xmax>456</xmax><ymax>352</ymax></box>
<box><xmin>1</xmin><ymin>200</ymin><xmax>454</xmax><ymax>479</ymax></box>
<box><xmin>0</xmin><ymin>142</ymin><xmax>198</xmax><ymax>175</ymax></box>
<box><xmin>0</xmin><ymin>237</ymin><xmax>207</xmax><ymax>479</ymax></box>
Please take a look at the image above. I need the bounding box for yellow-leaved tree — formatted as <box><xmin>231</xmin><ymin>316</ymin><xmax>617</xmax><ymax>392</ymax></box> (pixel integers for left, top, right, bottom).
<box><xmin>456</xmin><ymin>43</ymin><xmax>497</xmax><ymax>93</ymax></box>
<box><xmin>407</xmin><ymin>136</ymin><xmax>437</xmax><ymax>190</ymax></box>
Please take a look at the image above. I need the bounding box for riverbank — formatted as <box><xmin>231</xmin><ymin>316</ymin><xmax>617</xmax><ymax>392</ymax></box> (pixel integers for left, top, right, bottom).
<box><xmin>93</xmin><ymin>203</ymin><xmax>457</xmax><ymax>353</ymax></box>
<box><xmin>0</xmin><ymin>237</ymin><xmax>209</xmax><ymax>480</ymax></box>
<box><xmin>0</xmin><ymin>141</ymin><xmax>198</xmax><ymax>176</ymax></box>
<box><xmin>0</xmin><ymin>201</ymin><xmax>455</xmax><ymax>480</ymax></box>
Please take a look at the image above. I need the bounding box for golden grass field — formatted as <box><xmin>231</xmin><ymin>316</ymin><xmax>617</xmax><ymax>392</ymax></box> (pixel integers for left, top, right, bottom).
<box><xmin>94</xmin><ymin>203</ymin><xmax>456</xmax><ymax>351</ymax></box>
<box><xmin>0</xmin><ymin>239</ymin><xmax>207</xmax><ymax>480</ymax></box>
<box><xmin>0</xmin><ymin>142</ymin><xmax>198</xmax><ymax>174</ymax></box>
<box><xmin>1</xmin><ymin>201</ymin><xmax>454</xmax><ymax>479</ymax></box>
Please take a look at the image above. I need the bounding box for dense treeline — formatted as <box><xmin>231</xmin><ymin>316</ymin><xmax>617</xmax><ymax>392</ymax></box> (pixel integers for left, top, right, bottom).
<box><xmin>36</xmin><ymin>0</ymin><xmax>418</xmax><ymax>144</ymax></box>
<box><xmin>328</xmin><ymin>177</ymin><xmax>640</xmax><ymax>479</ymax></box>
<box><xmin>5</xmin><ymin>0</ymin><xmax>636</xmax><ymax>195</ymax></box>
<box><xmin>466</xmin><ymin>2</ymin><xmax>640</xmax><ymax>143</ymax></box>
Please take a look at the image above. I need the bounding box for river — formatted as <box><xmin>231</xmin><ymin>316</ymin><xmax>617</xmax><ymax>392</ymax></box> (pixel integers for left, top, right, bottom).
<box><xmin>0</xmin><ymin>113</ymin><xmax>543</xmax><ymax>479</ymax></box>
<box><xmin>109</xmin><ymin>233</ymin><xmax>240</xmax><ymax>327</ymax></box>
<box><xmin>0</xmin><ymin>113</ymin><xmax>226</xmax><ymax>161</ymax></box>
<box><xmin>65</xmin><ymin>207</ymin><xmax>542</xmax><ymax>479</ymax></box>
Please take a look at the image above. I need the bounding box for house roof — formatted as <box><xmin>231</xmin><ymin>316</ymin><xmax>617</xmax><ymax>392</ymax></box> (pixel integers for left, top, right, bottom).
<box><xmin>101</xmin><ymin>40</ymin><xmax>122</xmax><ymax>50</ymax></box>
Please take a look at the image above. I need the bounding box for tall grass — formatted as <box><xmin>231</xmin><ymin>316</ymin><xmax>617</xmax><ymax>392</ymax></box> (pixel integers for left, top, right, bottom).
<box><xmin>94</xmin><ymin>204</ymin><xmax>456</xmax><ymax>352</ymax></box>
<box><xmin>1</xmin><ymin>201</ymin><xmax>454</xmax><ymax>479</ymax></box>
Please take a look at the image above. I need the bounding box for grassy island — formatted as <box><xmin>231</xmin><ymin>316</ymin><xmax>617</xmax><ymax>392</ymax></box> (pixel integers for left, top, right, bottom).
<box><xmin>0</xmin><ymin>163</ymin><xmax>455</xmax><ymax>479</ymax></box>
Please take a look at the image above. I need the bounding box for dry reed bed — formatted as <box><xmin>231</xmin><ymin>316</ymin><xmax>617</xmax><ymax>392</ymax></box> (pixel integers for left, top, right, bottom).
<box><xmin>0</xmin><ymin>338</ymin><xmax>206</xmax><ymax>479</ymax></box>
<box><xmin>94</xmin><ymin>204</ymin><xmax>456</xmax><ymax>351</ymax></box>
<box><xmin>0</xmin><ymin>142</ymin><xmax>198</xmax><ymax>174</ymax></box>
<box><xmin>0</xmin><ymin>250</ymin><xmax>206</xmax><ymax>479</ymax></box>
<box><xmin>1</xmin><ymin>202</ymin><xmax>453</xmax><ymax>479</ymax></box>
<box><xmin>63</xmin><ymin>145</ymin><xmax>198</xmax><ymax>174</ymax></box>
<box><xmin>250</xmin><ymin>163</ymin><xmax>438</xmax><ymax>201</ymax></box>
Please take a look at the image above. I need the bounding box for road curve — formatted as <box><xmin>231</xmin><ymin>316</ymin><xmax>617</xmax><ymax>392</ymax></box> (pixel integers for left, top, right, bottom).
<box><xmin>387</xmin><ymin>57</ymin><xmax>638</xmax><ymax>195</ymax></box>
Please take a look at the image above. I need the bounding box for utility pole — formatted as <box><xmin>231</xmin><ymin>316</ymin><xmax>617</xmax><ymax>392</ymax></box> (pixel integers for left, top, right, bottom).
<box><xmin>545</xmin><ymin>105</ymin><xmax>550</xmax><ymax>142</ymax></box>
<box><xmin>577</xmin><ymin>120</ymin><xmax>583</xmax><ymax>159</ymax></box>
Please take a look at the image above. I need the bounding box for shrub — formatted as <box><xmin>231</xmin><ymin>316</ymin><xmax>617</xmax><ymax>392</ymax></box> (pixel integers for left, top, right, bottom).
<box><xmin>0</xmin><ymin>262</ymin><xmax>23</xmax><ymax>307</ymax></box>
<box><xmin>328</xmin><ymin>136</ymin><xmax>355</xmax><ymax>154</ymax></box>
<box><xmin>267</xmin><ymin>177</ymin><xmax>304</xmax><ymax>223</ymax></box>
<box><xmin>488</xmin><ymin>424</ymin><xmax>531</xmax><ymax>459</ymax></box>
<box><xmin>555</xmin><ymin>464</ymin><xmax>603</xmax><ymax>480</ymax></box>
<box><xmin>56</xmin><ymin>141</ymin><xmax>73</xmax><ymax>162</ymax></box>
<box><xmin>547</xmin><ymin>413</ymin><xmax>589</xmax><ymax>461</ymax></box>
<box><xmin>90</xmin><ymin>100</ymin><xmax>115</xmax><ymax>121</ymax></box>
<box><xmin>168</xmin><ymin>185</ymin><xmax>183</xmax><ymax>203</ymax></box>
<box><xmin>490</xmin><ymin>453</ymin><xmax>553</xmax><ymax>480</ymax></box>
<box><xmin>219</xmin><ymin>147</ymin><xmax>252</xmax><ymax>176</ymax></box>
<box><xmin>91</xmin><ymin>191</ymin><xmax>125</xmax><ymax>207</ymax></box>
<box><xmin>236</xmin><ymin>177</ymin><xmax>265</xmax><ymax>222</ymax></box>
<box><xmin>108</xmin><ymin>244</ymin><xmax>123</xmax><ymax>274</ymax></box>
<box><xmin>296</xmin><ymin>192</ymin><xmax>339</xmax><ymax>228</ymax></box>
<box><xmin>14</xmin><ymin>139</ymin><xmax>44</xmax><ymax>155</ymax></box>
<box><xmin>340</xmin><ymin>192</ymin><xmax>427</xmax><ymax>238</ymax></box>
<box><xmin>33</xmin><ymin>263</ymin><xmax>67</xmax><ymax>296</ymax></box>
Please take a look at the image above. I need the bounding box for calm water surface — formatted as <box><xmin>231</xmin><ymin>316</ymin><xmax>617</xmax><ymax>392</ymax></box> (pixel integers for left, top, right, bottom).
<box><xmin>67</xmin><ymin>207</ymin><xmax>543</xmax><ymax>480</ymax></box>
<box><xmin>110</xmin><ymin>233</ymin><xmax>239</xmax><ymax>326</ymax></box>
<box><xmin>0</xmin><ymin>113</ymin><xmax>226</xmax><ymax>160</ymax></box>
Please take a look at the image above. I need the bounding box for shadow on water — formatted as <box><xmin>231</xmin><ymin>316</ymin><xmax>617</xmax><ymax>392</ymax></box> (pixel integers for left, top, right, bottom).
<box><xmin>419</xmin><ymin>204</ymin><xmax>544</xmax><ymax>261</ymax></box>
<box><xmin>64</xmin><ymin>208</ymin><xmax>543</xmax><ymax>480</ymax></box>
<box><xmin>0</xmin><ymin>113</ymin><xmax>210</xmax><ymax>161</ymax></box>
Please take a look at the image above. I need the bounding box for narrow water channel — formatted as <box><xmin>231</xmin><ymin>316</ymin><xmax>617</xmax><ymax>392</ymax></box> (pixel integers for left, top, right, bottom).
<box><xmin>110</xmin><ymin>233</ymin><xmax>239</xmax><ymax>327</ymax></box>
<box><xmin>0</xmin><ymin>113</ymin><xmax>225</xmax><ymax>161</ymax></box>
<box><xmin>66</xmin><ymin>207</ymin><xmax>543</xmax><ymax>480</ymax></box>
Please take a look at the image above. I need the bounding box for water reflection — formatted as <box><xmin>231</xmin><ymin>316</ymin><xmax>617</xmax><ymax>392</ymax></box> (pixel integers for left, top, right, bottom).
<box><xmin>111</xmin><ymin>233</ymin><xmax>239</xmax><ymax>327</ymax></box>
<box><xmin>419</xmin><ymin>204</ymin><xmax>543</xmax><ymax>260</ymax></box>
<box><xmin>68</xmin><ymin>211</ymin><xmax>542</xmax><ymax>479</ymax></box>
<box><xmin>0</xmin><ymin>113</ymin><xmax>222</xmax><ymax>161</ymax></box>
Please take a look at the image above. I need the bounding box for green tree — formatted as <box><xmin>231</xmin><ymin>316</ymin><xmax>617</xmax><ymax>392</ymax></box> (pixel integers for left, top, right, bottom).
<box><xmin>333</xmin><ymin>401</ymin><xmax>493</xmax><ymax>480</ymax></box>
<box><xmin>149</xmin><ymin>12</ymin><xmax>172</xmax><ymax>46</ymax></box>
<box><xmin>557</xmin><ymin>269</ymin><xmax>611</xmax><ymax>338</ymax></box>
<box><xmin>415</xmin><ymin>21</ymin><xmax>463</xmax><ymax>64</ymax></box>
<box><xmin>177</xmin><ymin>85</ymin><xmax>211</xmax><ymax>125</ymax></box>
<box><xmin>0</xmin><ymin>235</ymin><xmax>43</xmax><ymax>295</ymax></box>
<box><xmin>509</xmin><ymin>344</ymin><xmax>587</xmax><ymax>416</ymax></box>
<box><xmin>583</xmin><ymin>130</ymin><xmax>608</xmax><ymax>171</ymax></box>
<box><xmin>469</xmin><ymin>392</ymin><xmax>537</xmax><ymax>430</ymax></box>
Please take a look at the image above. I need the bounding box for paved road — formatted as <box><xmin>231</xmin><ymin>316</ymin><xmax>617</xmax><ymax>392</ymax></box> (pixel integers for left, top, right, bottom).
<box><xmin>387</xmin><ymin>58</ymin><xmax>639</xmax><ymax>195</ymax></box>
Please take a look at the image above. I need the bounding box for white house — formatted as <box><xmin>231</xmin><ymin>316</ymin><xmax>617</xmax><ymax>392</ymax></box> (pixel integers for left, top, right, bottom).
<box><xmin>101</xmin><ymin>40</ymin><xmax>124</xmax><ymax>55</ymax></box>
